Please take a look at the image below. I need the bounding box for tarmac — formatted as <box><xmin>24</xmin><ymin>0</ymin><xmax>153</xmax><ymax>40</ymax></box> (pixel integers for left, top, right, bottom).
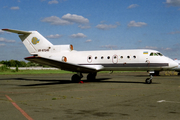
<box><xmin>0</xmin><ymin>72</ymin><xmax>180</xmax><ymax>120</ymax></box>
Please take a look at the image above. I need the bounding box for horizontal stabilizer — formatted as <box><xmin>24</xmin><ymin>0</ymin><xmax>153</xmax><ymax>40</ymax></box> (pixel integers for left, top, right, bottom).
<box><xmin>25</xmin><ymin>56</ymin><xmax>97</xmax><ymax>73</ymax></box>
<box><xmin>2</xmin><ymin>29</ymin><xmax>31</xmax><ymax>34</ymax></box>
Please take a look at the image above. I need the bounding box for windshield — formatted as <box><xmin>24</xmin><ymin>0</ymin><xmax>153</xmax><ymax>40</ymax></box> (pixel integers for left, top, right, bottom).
<box><xmin>150</xmin><ymin>52</ymin><xmax>163</xmax><ymax>56</ymax></box>
<box><xmin>157</xmin><ymin>52</ymin><xmax>163</xmax><ymax>56</ymax></box>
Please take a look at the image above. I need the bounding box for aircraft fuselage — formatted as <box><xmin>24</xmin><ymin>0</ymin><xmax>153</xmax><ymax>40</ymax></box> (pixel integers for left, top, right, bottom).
<box><xmin>38</xmin><ymin>49</ymin><xmax>177</xmax><ymax>72</ymax></box>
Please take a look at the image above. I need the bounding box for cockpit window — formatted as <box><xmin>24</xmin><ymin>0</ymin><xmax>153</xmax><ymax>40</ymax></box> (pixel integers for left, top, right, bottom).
<box><xmin>154</xmin><ymin>53</ymin><xmax>158</xmax><ymax>56</ymax></box>
<box><xmin>157</xmin><ymin>52</ymin><xmax>163</xmax><ymax>56</ymax></box>
<box><xmin>150</xmin><ymin>52</ymin><xmax>163</xmax><ymax>56</ymax></box>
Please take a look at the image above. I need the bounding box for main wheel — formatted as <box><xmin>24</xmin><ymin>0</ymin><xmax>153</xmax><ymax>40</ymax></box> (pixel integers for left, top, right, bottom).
<box><xmin>145</xmin><ymin>78</ymin><xmax>152</xmax><ymax>84</ymax></box>
<box><xmin>87</xmin><ymin>73</ymin><xmax>97</xmax><ymax>81</ymax></box>
<box><xmin>71</xmin><ymin>74</ymin><xmax>81</xmax><ymax>83</ymax></box>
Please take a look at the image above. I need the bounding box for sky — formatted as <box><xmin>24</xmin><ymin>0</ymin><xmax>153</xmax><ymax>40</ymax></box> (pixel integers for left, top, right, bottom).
<box><xmin>0</xmin><ymin>0</ymin><xmax>180</xmax><ymax>61</ymax></box>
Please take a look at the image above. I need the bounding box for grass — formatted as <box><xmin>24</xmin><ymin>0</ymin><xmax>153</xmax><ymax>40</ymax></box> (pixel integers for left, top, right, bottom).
<box><xmin>0</xmin><ymin>69</ymin><xmax>142</xmax><ymax>75</ymax></box>
<box><xmin>0</xmin><ymin>69</ymin><xmax>73</xmax><ymax>75</ymax></box>
<box><xmin>0</xmin><ymin>65</ymin><xmax>144</xmax><ymax>75</ymax></box>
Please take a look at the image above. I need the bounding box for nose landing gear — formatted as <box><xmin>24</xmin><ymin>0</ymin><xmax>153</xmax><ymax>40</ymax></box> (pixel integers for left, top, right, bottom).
<box><xmin>145</xmin><ymin>75</ymin><xmax>153</xmax><ymax>84</ymax></box>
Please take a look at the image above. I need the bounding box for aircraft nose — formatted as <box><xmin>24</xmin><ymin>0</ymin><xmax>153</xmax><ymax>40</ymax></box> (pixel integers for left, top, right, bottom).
<box><xmin>169</xmin><ymin>60</ymin><xmax>178</xmax><ymax>68</ymax></box>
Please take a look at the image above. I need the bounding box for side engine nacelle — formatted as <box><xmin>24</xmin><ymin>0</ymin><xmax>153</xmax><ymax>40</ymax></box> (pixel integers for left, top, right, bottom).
<box><xmin>51</xmin><ymin>44</ymin><xmax>73</xmax><ymax>52</ymax></box>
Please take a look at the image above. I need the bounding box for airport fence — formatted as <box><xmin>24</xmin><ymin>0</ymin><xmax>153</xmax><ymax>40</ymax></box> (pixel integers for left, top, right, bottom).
<box><xmin>10</xmin><ymin>67</ymin><xmax>59</xmax><ymax>70</ymax></box>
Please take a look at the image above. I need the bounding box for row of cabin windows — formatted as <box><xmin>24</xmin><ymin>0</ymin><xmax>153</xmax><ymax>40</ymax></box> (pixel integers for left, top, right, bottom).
<box><xmin>88</xmin><ymin>55</ymin><xmax>137</xmax><ymax>60</ymax></box>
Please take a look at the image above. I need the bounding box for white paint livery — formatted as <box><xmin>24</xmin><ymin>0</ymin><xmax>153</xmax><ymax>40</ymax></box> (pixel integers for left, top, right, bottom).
<box><xmin>2</xmin><ymin>29</ymin><xmax>178</xmax><ymax>84</ymax></box>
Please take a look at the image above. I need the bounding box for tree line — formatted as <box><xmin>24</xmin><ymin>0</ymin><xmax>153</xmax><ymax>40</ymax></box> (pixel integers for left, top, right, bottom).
<box><xmin>0</xmin><ymin>60</ymin><xmax>42</xmax><ymax>67</ymax></box>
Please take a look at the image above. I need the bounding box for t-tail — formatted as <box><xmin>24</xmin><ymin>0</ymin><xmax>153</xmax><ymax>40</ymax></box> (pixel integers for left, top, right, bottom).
<box><xmin>2</xmin><ymin>29</ymin><xmax>73</xmax><ymax>56</ymax></box>
<box><xmin>2</xmin><ymin>29</ymin><xmax>53</xmax><ymax>55</ymax></box>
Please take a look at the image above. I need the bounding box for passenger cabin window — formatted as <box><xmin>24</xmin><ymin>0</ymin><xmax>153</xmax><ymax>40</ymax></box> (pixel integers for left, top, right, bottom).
<box><xmin>127</xmin><ymin>56</ymin><xmax>130</xmax><ymax>59</ymax></box>
<box><xmin>101</xmin><ymin>56</ymin><xmax>104</xmax><ymax>59</ymax></box>
<box><xmin>120</xmin><ymin>56</ymin><xmax>123</xmax><ymax>59</ymax></box>
<box><xmin>107</xmin><ymin>56</ymin><xmax>110</xmax><ymax>59</ymax></box>
<box><xmin>95</xmin><ymin>56</ymin><xmax>97</xmax><ymax>59</ymax></box>
<box><xmin>133</xmin><ymin>56</ymin><xmax>136</xmax><ymax>58</ymax></box>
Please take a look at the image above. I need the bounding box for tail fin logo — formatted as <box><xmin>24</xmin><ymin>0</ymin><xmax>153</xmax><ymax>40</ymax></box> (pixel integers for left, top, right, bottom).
<box><xmin>32</xmin><ymin>37</ymin><xmax>40</xmax><ymax>45</ymax></box>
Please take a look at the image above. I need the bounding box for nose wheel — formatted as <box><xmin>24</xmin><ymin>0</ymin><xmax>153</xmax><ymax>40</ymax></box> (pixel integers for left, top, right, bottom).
<box><xmin>145</xmin><ymin>75</ymin><xmax>153</xmax><ymax>84</ymax></box>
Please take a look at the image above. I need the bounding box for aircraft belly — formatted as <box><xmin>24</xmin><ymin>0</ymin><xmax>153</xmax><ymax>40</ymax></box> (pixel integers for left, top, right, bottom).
<box><xmin>102</xmin><ymin>67</ymin><xmax>164</xmax><ymax>71</ymax></box>
<box><xmin>80</xmin><ymin>63</ymin><xmax>169</xmax><ymax>71</ymax></box>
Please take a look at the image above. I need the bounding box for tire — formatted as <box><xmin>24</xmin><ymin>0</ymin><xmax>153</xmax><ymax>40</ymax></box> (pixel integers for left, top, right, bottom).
<box><xmin>145</xmin><ymin>78</ymin><xmax>152</xmax><ymax>84</ymax></box>
<box><xmin>71</xmin><ymin>74</ymin><xmax>81</xmax><ymax>83</ymax></box>
<box><xmin>87</xmin><ymin>73</ymin><xmax>97</xmax><ymax>81</ymax></box>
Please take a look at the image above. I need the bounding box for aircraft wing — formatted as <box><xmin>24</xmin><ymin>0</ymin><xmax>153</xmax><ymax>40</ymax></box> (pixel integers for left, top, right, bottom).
<box><xmin>25</xmin><ymin>56</ymin><xmax>97</xmax><ymax>73</ymax></box>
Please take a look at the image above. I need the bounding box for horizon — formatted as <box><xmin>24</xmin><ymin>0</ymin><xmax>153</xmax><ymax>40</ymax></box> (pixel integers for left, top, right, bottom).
<box><xmin>0</xmin><ymin>0</ymin><xmax>180</xmax><ymax>60</ymax></box>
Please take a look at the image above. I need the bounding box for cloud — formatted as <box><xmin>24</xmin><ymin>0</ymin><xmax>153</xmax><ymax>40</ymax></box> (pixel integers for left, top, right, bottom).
<box><xmin>70</xmin><ymin>33</ymin><xmax>87</xmax><ymax>38</ymax></box>
<box><xmin>62</xmin><ymin>13</ymin><xmax>89</xmax><ymax>24</ymax></box>
<box><xmin>46</xmin><ymin>34</ymin><xmax>63</xmax><ymax>39</ymax></box>
<box><xmin>60</xmin><ymin>0</ymin><xmax>67</xmax><ymax>2</ymax></box>
<box><xmin>167</xmin><ymin>30</ymin><xmax>180</xmax><ymax>34</ymax></box>
<box><xmin>48</xmin><ymin>0</ymin><xmax>58</xmax><ymax>4</ymax></box>
<box><xmin>3</xmin><ymin>6</ymin><xmax>8</xmax><ymax>9</ymax></box>
<box><xmin>138</xmin><ymin>40</ymin><xmax>142</xmax><ymax>43</ymax></box>
<box><xmin>143</xmin><ymin>46</ymin><xmax>158</xmax><ymax>49</ymax></box>
<box><xmin>42</xmin><ymin>13</ymin><xmax>89</xmax><ymax>25</ymax></box>
<box><xmin>78</xmin><ymin>25</ymin><xmax>91</xmax><ymax>29</ymax></box>
<box><xmin>0</xmin><ymin>30</ymin><xmax>4</xmax><ymax>34</ymax></box>
<box><xmin>165</xmin><ymin>0</ymin><xmax>180</xmax><ymax>6</ymax></box>
<box><xmin>86</xmin><ymin>39</ymin><xmax>92</xmax><ymax>42</ymax></box>
<box><xmin>0</xmin><ymin>37</ymin><xmax>16</xmax><ymax>43</ymax></box>
<box><xmin>0</xmin><ymin>44</ymin><xmax>5</xmax><ymax>47</ymax></box>
<box><xmin>127</xmin><ymin>4</ymin><xmax>139</xmax><ymax>9</ymax></box>
<box><xmin>96</xmin><ymin>22</ymin><xmax>120</xmax><ymax>30</ymax></box>
<box><xmin>41</xmin><ymin>16</ymin><xmax>72</xmax><ymax>25</ymax></box>
<box><xmin>100</xmin><ymin>45</ymin><xmax>118</xmax><ymax>49</ymax></box>
<box><xmin>128</xmin><ymin>21</ymin><xmax>147</xmax><ymax>27</ymax></box>
<box><xmin>10</xmin><ymin>6</ymin><xmax>20</xmax><ymax>10</ymax></box>
<box><xmin>142</xmin><ymin>46</ymin><xmax>172</xmax><ymax>52</ymax></box>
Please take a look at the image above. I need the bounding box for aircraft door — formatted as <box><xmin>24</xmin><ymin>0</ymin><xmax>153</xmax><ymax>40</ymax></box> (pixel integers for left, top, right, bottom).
<box><xmin>112</xmin><ymin>55</ymin><xmax>118</xmax><ymax>63</ymax></box>
<box><xmin>145</xmin><ymin>58</ymin><xmax>150</xmax><ymax>67</ymax></box>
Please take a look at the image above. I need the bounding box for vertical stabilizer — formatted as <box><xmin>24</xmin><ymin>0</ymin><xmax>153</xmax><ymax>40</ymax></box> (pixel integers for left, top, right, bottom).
<box><xmin>2</xmin><ymin>29</ymin><xmax>53</xmax><ymax>55</ymax></box>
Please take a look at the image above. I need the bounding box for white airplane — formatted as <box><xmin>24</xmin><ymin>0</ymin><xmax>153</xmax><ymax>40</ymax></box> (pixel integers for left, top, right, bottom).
<box><xmin>2</xmin><ymin>29</ymin><xmax>178</xmax><ymax>84</ymax></box>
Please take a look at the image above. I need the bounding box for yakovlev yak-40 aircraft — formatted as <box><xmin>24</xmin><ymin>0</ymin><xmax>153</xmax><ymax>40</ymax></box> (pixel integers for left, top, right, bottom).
<box><xmin>2</xmin><ymin>29</ymin><xmax>178</xmax><ymax>84</ymax></box>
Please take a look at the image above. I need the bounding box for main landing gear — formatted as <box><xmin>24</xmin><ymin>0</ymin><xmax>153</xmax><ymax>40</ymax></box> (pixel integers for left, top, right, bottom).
<box><xmin>145</xmin><ymin>75</ymin><xmax>153</xmax><ymax>84</ymax></box>
<box><xmin>87</xmin><ymin>73</ymin><xmax>97</xmax><ymax>81</ymax></box>
<box><xmin>71</xmin><ymin>73</ymin><xmax>83</xmax><ymax>83</ymax></box>
<box><xmin>71</xmin><ymin>72</ymin><xmax>97</xmax><ymax>82</ymax></box>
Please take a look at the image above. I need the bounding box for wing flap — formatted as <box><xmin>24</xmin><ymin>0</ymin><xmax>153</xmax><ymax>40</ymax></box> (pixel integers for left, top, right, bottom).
<box><xmin>25</xmin><ymin>56</ymin><xmax>97</xmax><ymax>73</ymax></box>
